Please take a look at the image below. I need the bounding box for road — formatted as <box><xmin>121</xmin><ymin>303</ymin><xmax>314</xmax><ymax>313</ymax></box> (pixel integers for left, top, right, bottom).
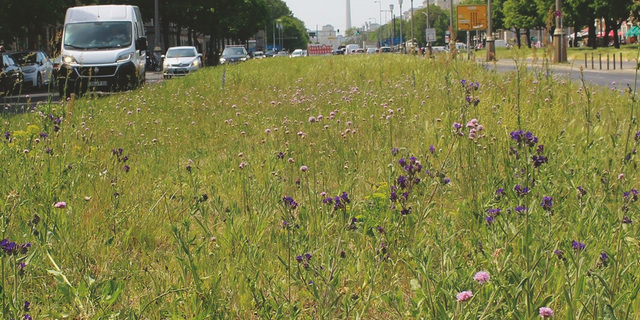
<box><xmin>481</xmin><ymin>58</ymin><xmax>640</xmax><ymax>89</ymax></box>
<box><xmin>1</xmin><ymin>71</ymin><xmax>164</xmax><ymax>113</ymax></box>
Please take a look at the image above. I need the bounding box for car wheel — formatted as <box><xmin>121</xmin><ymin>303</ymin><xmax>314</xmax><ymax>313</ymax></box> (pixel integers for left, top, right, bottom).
<box><xmin>36</xmin><ymin>74</ymin><xmax>43</xmax><ymax>91</ymax></box>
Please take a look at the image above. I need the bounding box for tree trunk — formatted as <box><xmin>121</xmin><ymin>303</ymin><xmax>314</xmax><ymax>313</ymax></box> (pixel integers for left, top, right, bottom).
<box><xmin>514</xmin><ymin>28</ymin><xmax>521</xmax><ymax>48</ymax></box>
<box><xmin>589</xmin><ymin>25</ymin><xmax>597</xmax><ymax>49</ymax></box>
<box><xmin>525</xmin><ymin>29</ymin><xmax>531</xmax><ymax>48</ymax></box>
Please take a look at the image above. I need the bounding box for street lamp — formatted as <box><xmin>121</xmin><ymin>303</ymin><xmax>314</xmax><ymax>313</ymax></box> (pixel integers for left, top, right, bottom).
<box><xmin>390</xmin><ymin>4</ymin><xmax>394</xmax><ymax>48</ymax></box>
<box><xmin>398</xmin><ymin>0</ymin><xmax>403</xmax><ymax>53</ymax></box>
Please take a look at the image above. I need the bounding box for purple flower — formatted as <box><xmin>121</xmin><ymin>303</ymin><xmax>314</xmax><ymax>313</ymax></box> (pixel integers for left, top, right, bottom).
<box><xmin>282</xmin><ymin>196</ymin><xmax>298</xmax><ymax>210</ymax></box>
<box><xmin>495</xmin><ymin>188</ymin><xmax>504</xmax><ymax>197</ymax></box>
<box><xmin>622</xmin><ymin>216</ymin><xmax>632</xmax><ymax>224</ymax></box>
<box><xmin>532</xmin><ymin>155</ymin><xmax>548</xmax><ymax>168</ymax></box>
<box><xmin>488</xmin><ymin>208</ymin><xmax>501</xmax><ymax>217</ymax></box>
<box><xmin>485</xmin><ymin>216</ymin><xmax>494</xmax><ymax>225</ymax></box>
<box><xmin>600</xmin><ymin>252</ymin><xmax>609</xmax><ymax>262</ymax></box>
<box><xmin>296</xmin><ymin>255</ymin><xmax>303</xmax><ymax>263</ymax></box>
<box><xmin>305</xmin><ymin>253</ymin><xmax>312</xmax><ymax>260</ymax></box>
<box><xmin>391</xmin><ymin>147</ymin><xmax>399</xmax><ymax>155</ymax></box>
<box><xmin>123</xmin><ymin>164</ymin><xmax>130</xmax><ymax>173</ymax></box>
<box><xmin>553</xmin><ymin>249</ymin><xmax>564</xmax><ymax>260</ymax></box>
<box><xmin>515</xmin><ymin>206</ymin><xmax>527</xmax><ymax>213</ymax></box>
<box><xmin>400</xmin><ymin>207</ymin><xmax>411</xmax><ymax>215</ymax></box>
<box><xmin>5</xmin><ymin>131</ymin><xmax>12</xmax><ymax>140</ymax></box>
<box><xmin>514</xmin><ymin>184</ymin><xmax>530</xmax><ymax>196</ymax></box>
<box><xmin>277</xmin><ymin>152</ymin><xmax>285</xmax><ymax>159</ymax></box>
<box><xmin>453</xmin><ymin>122</ymin><xmax>462</xmax><ymax>130</ymax></box>
<box><xmin>389</xmin><ymin>191</ymin><xmax>398</xmax><ymax>202</ymax></box>
<box><xmin>541</xmin><ymin>196</ymin><xmax>553</xmax><ymax>211</ymax></box>
<box><xmin>397</xmin><ymin>176</ymin><xmax>408</xmax><ymax>189</ymax></box>
<box><xmin>340</xmin><ymin>192</ymin><xmax>350</xmax><ymax>204</ymax></box>
<box><xmin>398</xmin><ymin>158</ymin><xmax>407</xmax><ymax>167</ymax></box>
<box><xmin>572</xmin><ymin>240</ymin><xmax>586</xmax><ymax>251</ymax></box>
<box><xmin>429</xmin><ymin>145</ymin><xmax>435</xmax><ymax>154</ymax></box>
<box><xmin>443</xmin><ymin>177</ymin><xmax>451</xmax><ymax>185</ymax></box>
<box><xmin>577</xmin><ymin>186</ymin><xmax>587</xmax><ymax>197</ymax></box>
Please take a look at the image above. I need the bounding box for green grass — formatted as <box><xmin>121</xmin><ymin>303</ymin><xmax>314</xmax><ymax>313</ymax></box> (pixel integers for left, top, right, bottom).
<box><xmin>1</xmin><ymin>53</ymin><xmax>640</xmax><ymax>319</ymax></box>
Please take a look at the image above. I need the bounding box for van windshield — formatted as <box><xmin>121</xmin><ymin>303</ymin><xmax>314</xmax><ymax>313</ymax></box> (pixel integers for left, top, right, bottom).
<box><xmin>64</xmin><ymin>21</ymin><xmax>132</xmax><ymax>50</ymax></box>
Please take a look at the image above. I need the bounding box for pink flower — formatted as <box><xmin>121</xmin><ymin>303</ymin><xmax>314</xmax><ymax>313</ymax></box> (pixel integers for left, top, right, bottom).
<box><xmin>474</xmin><ymin>271</ymin><xmax>490</xmax><ymax>284</ymax></box>
<box><xmin>54</xmin><ymin>202</ymin><xmax>67</xmax><ymax>209</ymax></box>
<box><xmin>456</xmin><ymin>290</ymin><xmax>473</xmax><ymax>302</ymax></box>
<box><xmin>539</xmin><ymin>307</ymin><xmax>554</xmax><ymax>318</ymax></box>
<box><xmin>300</xmin><ymin>165</ymin><xmax>308</xmax><ymax>172</ymax></box>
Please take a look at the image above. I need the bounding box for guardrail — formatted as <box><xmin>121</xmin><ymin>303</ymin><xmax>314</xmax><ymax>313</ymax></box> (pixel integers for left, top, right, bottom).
<box><xmin>584</xmin><ymin>52</ymin><xmax>623</xmax><ymax>70</ymax></box>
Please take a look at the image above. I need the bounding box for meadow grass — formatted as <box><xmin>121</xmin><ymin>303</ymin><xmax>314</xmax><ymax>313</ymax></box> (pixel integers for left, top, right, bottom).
<box><xmin>1</xmin><ymin>53</ymin><xmax>640</xmax><ymax>319</ymax></box>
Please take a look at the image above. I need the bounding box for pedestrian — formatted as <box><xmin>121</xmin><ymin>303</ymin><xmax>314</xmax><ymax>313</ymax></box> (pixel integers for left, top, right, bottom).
<box><xmin>0</xmin><ymin>45</ymin><xmax>5</xmax><ymax>53</ymax></box>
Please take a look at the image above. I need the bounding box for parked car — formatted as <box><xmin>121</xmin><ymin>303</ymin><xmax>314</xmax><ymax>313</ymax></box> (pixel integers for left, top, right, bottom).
<box><xmin>9</xmin><ymin>50</ymin><xmax>54</xmax><ymax>90</ymax></box>
<box><xmin>264</xmin><ymin>50</ymin><xmax>276</xmax><ymax>58</ymax></box>
<box><xmin>290</xmin><ymin>49</ymin><xmax>304</xmax><ymax>58</ymax></box>
<box><xmin>253</xmin><ymin>51</ymin><xmax>265</xmax><ymax>59</ymax></box>
<box><xmin>379</xmin><ymin>47</ymin><xmax>392</xmax><ymax>53</ymax></box>
<box><xmin>219</xmin><ymin>46</ymin><xmax>249</xmax><ymax>65</ymax></box>
<box><xmin>1</xmin><ymin>53</ymin><xmax>24</xmax><ymax>95</ymax></box>
<box><xmin>366</xmin><ymin>48</ymin><xmax>378</xmax><ymax>54</ymax></box>
<box><xmin>275</xmin><ymin>51</ymin><xmax>288</xmax><ymax>57</ymax></box>
<box><xmin>162</xmin><ymin>46</ymin><xmax>202</xmax><ymax>79</ymax></box>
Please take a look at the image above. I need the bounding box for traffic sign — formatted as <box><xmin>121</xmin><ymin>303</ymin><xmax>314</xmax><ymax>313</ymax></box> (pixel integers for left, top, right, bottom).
<box><xmin>425</xmin><ymin>28</ymin><xmax>436</xmax><ymax>43</ymax></box>
<box><xmin>457</xmin><ymin>5</ymin><xmax>487</xmax><ymax>31</ymax></box>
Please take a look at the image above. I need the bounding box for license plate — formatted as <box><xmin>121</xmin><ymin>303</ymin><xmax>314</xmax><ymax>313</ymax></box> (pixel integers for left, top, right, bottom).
<box><xmin>88</xmin><ymin>80</ymin><xmax>107</xmax><ymax>87</ymax></box>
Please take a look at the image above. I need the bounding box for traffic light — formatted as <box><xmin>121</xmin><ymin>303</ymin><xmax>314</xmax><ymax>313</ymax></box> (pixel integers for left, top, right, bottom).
<box><xmin>356</xmin><ymin>30</ymin><xmax>360</xmax><ymax>36</ymax></box>
<box><xmin>337</xmin><ymin>29</ymin><xmax>340</xmax><ymax>33</ymax></box>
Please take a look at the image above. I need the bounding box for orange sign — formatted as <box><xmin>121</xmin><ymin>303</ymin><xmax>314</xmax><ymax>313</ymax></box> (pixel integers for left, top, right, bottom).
<box><xmin>457</xmin><ymin>5</ymin><xmax>487</xmax><ymax>31</ymax></box>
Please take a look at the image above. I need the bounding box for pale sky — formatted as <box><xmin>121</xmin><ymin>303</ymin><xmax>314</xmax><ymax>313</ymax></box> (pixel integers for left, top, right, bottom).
<box><xmin>282</xmin><ymin>0</ymin><xmax>413</xmax><ymax>33</ymax></box>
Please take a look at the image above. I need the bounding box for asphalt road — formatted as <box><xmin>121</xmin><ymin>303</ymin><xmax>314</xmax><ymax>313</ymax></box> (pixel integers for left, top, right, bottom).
<box><xmin>481</xmin><ymin>58</ymin><xmax>640</xmax><ymax>89</ymax></box>
<box><xmin>1</xmin><ymin>71</ymin><xmax>164</xmax><ymax>113</ymax></box>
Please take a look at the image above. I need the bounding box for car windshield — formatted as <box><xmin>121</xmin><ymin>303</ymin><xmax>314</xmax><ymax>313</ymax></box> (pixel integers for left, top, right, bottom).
<box><xmin>222</xmin><ymin>47</ymin><xmax>246</xmax><ymax>56</ymax></box>
<box><xmin>64</xmin><ymin>21</ymin><xmax>132</xmax><ymax>50</ymax></box>
<box><xmin>166</xmin><ymin>48</ymin><xmax>196</xmax><ymax>58</ymax></box>
<box><xmin>9</xmin><ymin>52</ymin><xmax>37</xmax><ymax>65</ymax></box>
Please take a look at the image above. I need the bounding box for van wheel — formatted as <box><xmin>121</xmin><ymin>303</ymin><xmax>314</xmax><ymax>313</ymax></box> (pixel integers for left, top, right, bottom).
<box><xmin>36</xmin><ymin>74</ymin><xmax>43</xmax><ymax>91</ymax></box>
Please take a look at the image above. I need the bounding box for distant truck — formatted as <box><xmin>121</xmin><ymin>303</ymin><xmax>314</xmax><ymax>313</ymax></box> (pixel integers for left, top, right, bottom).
<box><xmin>58</xmin><ymin>5</ymin><xmax>148</xmax><ymax>97</ymax></box>
<box><xmin>345</xmin><ymin>44</ymin><xmax>360</xmax><ymax>54</ymax></box>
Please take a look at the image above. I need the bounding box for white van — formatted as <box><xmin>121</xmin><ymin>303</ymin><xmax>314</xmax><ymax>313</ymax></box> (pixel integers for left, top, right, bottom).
<box><xmin>345</xmin><ymin>44</ymin><xmax>360</xmax><ymax>54</ymax></box>
<box><xmin>58</xmin><ymin>5</ymin><xmax>147</xmax><ymax>97</ymax></box>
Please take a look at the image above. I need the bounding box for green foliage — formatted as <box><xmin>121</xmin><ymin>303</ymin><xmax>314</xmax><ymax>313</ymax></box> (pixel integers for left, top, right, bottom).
<box><xmin>2</xmin><ymin>53</ymin><xmax>640</xmax><ymax>318</ymax></box>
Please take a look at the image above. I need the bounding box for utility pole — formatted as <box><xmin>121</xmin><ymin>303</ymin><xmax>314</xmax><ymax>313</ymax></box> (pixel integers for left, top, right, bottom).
<box><xmin>553</xmin><ymin>0</ymin><xmax>566</xmax><ymax>63</ymax></box>
<box><xmin>390</xmin><ymin>4</ymin><xmax>395</xmax><ymax>48</ymax></box>
<box><xmin>486</xmin><ymin>0</ymin><xmax>495</xmax><ymax>61</ymax></box>
<box><xmin>154</xmin><ymin>0</ymin><xmax>161</xmax><ymax>54</ymax></box>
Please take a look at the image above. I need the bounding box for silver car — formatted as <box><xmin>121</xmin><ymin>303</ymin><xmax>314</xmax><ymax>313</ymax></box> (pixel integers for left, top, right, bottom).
<box><xmin>9</xmin><ymin>51</ymin><xmax>54</xmax><ymax>90</ymax></box>
<box><xmin>162</xmin><ymin>46</ymin><xmax>202</xmax><ymax>79</ymax></box>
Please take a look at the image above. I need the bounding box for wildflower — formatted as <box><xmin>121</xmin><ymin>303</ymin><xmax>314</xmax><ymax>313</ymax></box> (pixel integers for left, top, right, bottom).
<box><xmin>618</xmin><ymin>173</ymin><xmax>625</xmax><ymax>180</ymax></box>
<box><xmin>295</xmin><ymin>255</ymin><xmax>303</xmax><ymax>263</ymax></box>
<box><xmin>429</xmin><ymin>145</ymin><xmax>435</xmax><ymax>154</ymax></box>
<box><xmin>391</xmin><ymin>147</ymin><xmax>399</xmax><ymax>155</ymax></box>
<box><xmin>308</xmin><ymin>280</ymin><xmax>314</xmax><ymax>285</ymax></box>
<box><xmin>282</xmin><ymin>221</ymin><xmax>289</xmax><ymax>228</ymax></box>
<box><xmin>622</xmin><ymin>216</ymin><xmax>632</xmax><ymax>224</ymax></box>
<box><xmin>4</xmin><ymin>131</ymin><xmax>10</xmax><ymax>140</ymax></box>
<box><xmin>456</xmin><ymin>291</ymin><xmax>473</xmax><ymax>302</ymax></box>
<box><xmin>532</xmin><ymin>155</ymin><xmax>548</xmax><ymax>168</ymax></box>
<box><xmin>453</xmin><ymin>122</ymin><xmax>462</xmax><ymax>130</ymax></box>
<box><xmin>23</xmin><ymin>300</ymin><xmax>30</xmax><ymax>311</ymax></box>
<box><xmin>54</xmin><ymin>201</ymin><xmax>67</xmax><ymax>209</ymax></box>
<box><xmin>514</xmin><ymin>184</ymin><xmax>530</xmax><ymax>196</ymax></box>
<box><xmin>541</xmin><ymin>196</ymin><xmax>553</xmax><ymax>211</ymax></box>
<box><xmin>398</xmin><ymin>158</ymin><xmax>407</xmax><ymax>167</ymax></box>
<box><xmin>495</xmin><ymin>188</ymin><xmax>504</xmax><ymax>198</ymax></box>
<box><xmin>23</xmin><ymin>314</ymin><xmax>32</xmax><ymax>320</ymax></box>
<box><xmin>397</xmin><ymin>176</ymin><xmax>408</xmax><ymax>189</ymax></box>
<box><xmin>123</xmin><ymin>164</ymin><xmax>130</xmax><ymax>172</ymax></box>
<box><xmin>390</xmin><ymin>191</ymin><xmax>398</xmax><ymax>202</ymax></box>
<box><xmin>322</xmin><ymin>197</ymin><xmax>333</xmax><ymax>204</ymax></box>
<box><xmin>277</xmin><ymin>152</ymin><xmax>284</xmax><ymax>159</ymax></box>
<box><xmin>282</xmin><ymin>196</ymin><xmax>298</xmax><ymax>210</ymax></box>
<box><xmin>443</xmin><ymin>177</ymin><xmax>451</xmax><ymax>185</ymax></box>
<box><xmin>300</xmin><ymin>165</ymin><xmax>308</xmax><ymax>172</ymax></box>
<box><xmin>577</xmin><ymin>186</ymin><xmax>587</xmax><ymax>197</ymax></box>
<box><xmin>340</xmin><ymin>192</ymin><xmax>350</xmax><ymax>204</ymax></box>
<box><xmin>305</xmin><ymin>253</ymin><xmax>312</xmax><ymax>260</ymax></box>
<box><xmin>376</xmin><ymin>225</ymin><xmax>386</xmax><ymax>234</ymax></box>
<box><xmin>288</xmin><ymin>157</ymin><xmax>294</xmax><ymax>163</ymax></box>
<box><xmin>553</xmin><ymin>249</ymin><xmax>565</xmax><ymax>260</ymax></box>
<box><xmin>600</xmin><ymin>252</ymin><xmax>609</xmax><ymax>263</ymax></box>
<box><xmin>474</xmin><ymin>271</ymin><xmax>490</xmax><ymax>284</ymax></box>
<box><xmin>572</xmin><ymin>240</ymin><xmax>586</xmax><ymax>251</ymax></box>
<box><xmin>401</xmin><ymin>207</ymin><xmax>411</xmax><ymax>215</ymax></box>
<box><xmin>539</xmin><ymin>307</ymin><xmax>554</xmax><ymax>318</ymax></box>
<box><xmin>485</xmin><ymin>216</ymin><xmax>494</xmax><ymax>225</ymax></box>
<box><xmin>487</xmin><ymin>208</ymin><xmax>501</xmax><ymax>217</ymax></box>
<box><xmin>515</xmin><ymin>206</ymin><xmax>527</xmax><ymax>214</ymax></box>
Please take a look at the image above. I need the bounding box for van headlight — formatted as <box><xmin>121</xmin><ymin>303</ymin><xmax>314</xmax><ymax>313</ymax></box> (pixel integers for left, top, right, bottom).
<box><xmin>219</xmin><ymin>58</ymin><xmax>226</xmax><ymax>64</ymax></box>
<box><xmin>116</xmin><ymin>53</ymin><xmax>133</xmax><ymax>63</ymax></box>
<box><xmin>62</xmin><ymin>55</ymin><xmax>77</xmax><ymax>65</ymax></box>
<box><xmin>191</xmin><ymin>59</ymin><xmax>199</xmax><ymax>67</ymax></box>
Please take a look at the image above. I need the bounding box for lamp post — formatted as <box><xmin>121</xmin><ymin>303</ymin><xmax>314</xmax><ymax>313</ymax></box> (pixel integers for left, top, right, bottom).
<box><xmin>486</xmin><ymin>0</ymin><xmax>495</xmax><ymax>61</ymax></box>
<box><xmin>410</xmin><ymin>0</ymin><xmax>414</xmax><ymax>54</ymax></box>
<box><xmin>390</xmin><ymin>4</ymin><xmax>395</xmax><ymax>48</ymax></box>
<box><xmin>553</xmin><ymin>0</ymin><xmax>566</xmax><ymax>63</ymax></box>
<box><xmin>398</xmin><ymin>0</ymin><xmax>403</xmax><ymax>53</ymax></box>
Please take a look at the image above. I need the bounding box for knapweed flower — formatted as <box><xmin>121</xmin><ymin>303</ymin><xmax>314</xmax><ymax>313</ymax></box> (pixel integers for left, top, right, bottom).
<box><xmin>300</xmin><ymin>165</ymin><xmax>308</xmax><ymax>172</ymax></box>
<box><xmin>282</xmin><ymin>196</ymin><xmax>298</xmax><ymax>210</ymax></box>
<box><xmin>572</xmin><ymin>240</ymin><xmax>586</xmax><ymax>251</ymax></box>
<box><xmin>514</xmin><ymin>184</ymin><xmax>530</xmax><ymax>196</ymax></box>
<box><xmin>539</xmin><ymin>306</ymin><xmax>554</xmax><ymax>318</ymax></box>
<box><xmin>456</xmin><ymin>290</ymin><xmax>473</xmax><ymax>302</ymax></box>
<box><xmin>54</xmin><ymin>201</ymin><xmax>67</xmax><ymax>209</ymax></box>
<box><xmin>473</xmin><ymin>271</ymin><xmax>490</xmax><ymax>284</ymax></box>
<box><xmin>541</xmin><ymin>196</ymin><xmax>553</xmax><ymax>211</ymax></box>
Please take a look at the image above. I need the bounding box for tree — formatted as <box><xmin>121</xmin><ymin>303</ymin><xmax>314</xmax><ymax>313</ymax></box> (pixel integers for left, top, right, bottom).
<box><xmin>592</xmin><ymin>0</ymin><xmax>632</xmax><ymax>48</ymax></box>
<box><xmin>503</xmin><ymin>0</ymin><xmax>538</xmax><ymax>47</ymax></box>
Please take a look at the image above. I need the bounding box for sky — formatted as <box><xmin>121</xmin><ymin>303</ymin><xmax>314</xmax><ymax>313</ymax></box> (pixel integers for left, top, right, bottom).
<box><xmin>282</xmin><ymin>0</ymin><xmax>412</xmax><ymax>33</ymax></box>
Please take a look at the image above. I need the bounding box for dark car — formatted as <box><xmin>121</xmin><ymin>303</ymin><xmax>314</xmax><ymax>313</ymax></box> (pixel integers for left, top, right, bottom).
<box><xmin>264</xmin><ymin>50</ymin><xmax>276</xmax><ymax>58</ymax></box>
<box><xmin>1</xmin><ymin>53</ymin><xmax>24</xmax><ymax>95</ymax></box>
<box><xmin>219</xmin><ymin>46</ymin><xmax>249</xmax><ymax>65</ymax></box>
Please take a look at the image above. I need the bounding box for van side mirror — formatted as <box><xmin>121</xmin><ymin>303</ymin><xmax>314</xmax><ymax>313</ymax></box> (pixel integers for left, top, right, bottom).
<box><xmin>136</xmin><ymin>37</ymin><xmax>148</xmax><ymax>51</ymax></box>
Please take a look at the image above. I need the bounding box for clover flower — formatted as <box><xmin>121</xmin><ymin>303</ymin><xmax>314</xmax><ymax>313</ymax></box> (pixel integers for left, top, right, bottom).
<box><xmin>539</xmin><ymin>307</ymin><xmax>554</xmax><ymax>318</ymax></box>
<box><xmin>473</xmin><ymin>271</ymin><xmax>490</xmax><ymax>285</ymax></box>
<box><xmin>456</xmin><ymin>290</ymin><xmax>473</xmax><ymax>302</ymax></box>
